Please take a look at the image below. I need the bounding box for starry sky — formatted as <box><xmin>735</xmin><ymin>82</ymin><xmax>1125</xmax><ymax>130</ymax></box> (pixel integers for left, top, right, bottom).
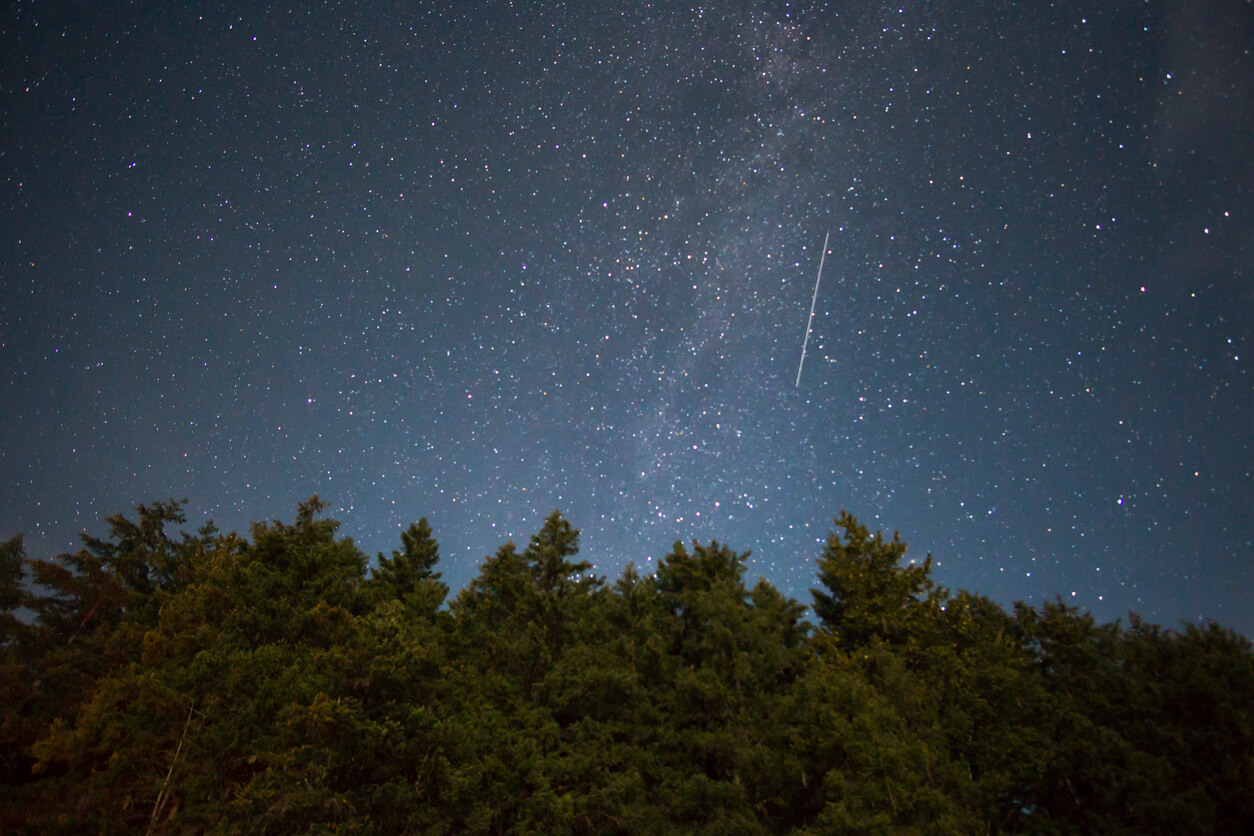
<box><xmin>3</xmin><ymin>1</ymin><xmax>1251</xmax><ymax>635</ymax></box>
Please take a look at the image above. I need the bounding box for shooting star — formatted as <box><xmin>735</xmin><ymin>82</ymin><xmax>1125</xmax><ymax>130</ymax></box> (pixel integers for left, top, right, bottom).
<box><xmin>795</xmin><ymin>230</ymin><xmax>830</xmax><ymax>388</ymax></box>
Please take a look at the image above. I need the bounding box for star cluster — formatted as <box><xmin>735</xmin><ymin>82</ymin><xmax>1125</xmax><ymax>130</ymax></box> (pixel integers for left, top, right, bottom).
<box><xmin>2</xmin><ymin>1</ymin><xmax>1251</xmax><ymax>633</ymax></box>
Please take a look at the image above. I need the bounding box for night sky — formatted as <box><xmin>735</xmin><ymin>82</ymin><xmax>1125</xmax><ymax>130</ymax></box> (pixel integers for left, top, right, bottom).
<box><xmin>3</xmin><ymin>1</ymin><xmax>1252</xmax><ymax>635</ymax></box>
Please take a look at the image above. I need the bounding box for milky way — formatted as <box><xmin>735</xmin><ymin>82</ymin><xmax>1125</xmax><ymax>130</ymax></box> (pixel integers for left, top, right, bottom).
<box><xmin>2</xmin><ymin>1</ymin><xmax>1251</xmax><ymax>633</ymax></box>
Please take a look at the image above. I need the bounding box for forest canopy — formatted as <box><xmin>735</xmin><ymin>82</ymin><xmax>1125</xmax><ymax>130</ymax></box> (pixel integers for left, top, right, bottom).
<box><xmin>2</xmin><ymin>498</ymin><xmax>1252</xmax><ymax>834</ymax></box>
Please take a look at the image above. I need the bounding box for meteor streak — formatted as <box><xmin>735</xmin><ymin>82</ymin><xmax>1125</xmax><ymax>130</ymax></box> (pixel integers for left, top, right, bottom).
<box><xmin>795</xmin><ymin>230</ymin><xmax>829</xmax><ymax>388</ymax></box>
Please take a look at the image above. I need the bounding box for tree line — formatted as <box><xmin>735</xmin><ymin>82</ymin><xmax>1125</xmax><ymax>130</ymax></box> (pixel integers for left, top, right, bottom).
<box><xmin>2</xmin><ymin>498</ymin><xmax>1251</xmax><ymax>834</ymax></box>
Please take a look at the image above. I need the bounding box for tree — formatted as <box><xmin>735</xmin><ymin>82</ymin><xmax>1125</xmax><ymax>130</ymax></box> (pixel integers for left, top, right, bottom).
<box><xmin>640</xmin><ymin>540</ymin><xmax>810</xmax><ymax>834</ymax></box>
<box><xmin>5</xmin><ymin>497</ymin><xmax>1253</xmax><ymax>834</ymax></box>
<box><xmin>0</xmin><ymin>535</ymin><xmax>30</xmax><ymax>792</ymax></box>
<box><xmin>11</xmin><ymin>497</ymin><xmax>390</xmax><ymax>834</ymax></box>
<box><xmin>808</xmin><ymin>514</ymin><xmax>1048</xmax><ymax>833</ymax></box>
<box><xmin>438</xmin><ymin>513</ymin><xmax>616</xmax><ymax>833</ymax></box>
<box><xmin>524</xmin><ymin>510</ymin><xmax>592</xmax><ymax>595</ymax></box>
<box><xmin>1013</xmin><ymin>600</ymin><xmax>1254</xmax><ymax>835</ymax></box>
<box><xmin>371</xmin><ymin>517</ymin><xmax>448</xmax><ymax>613</ymax></box>
<box><xmin>0</xmin><ymin>535</ymin><xmax>24</xmax><ymax>641</ymax></box>
<box><xmin>1</xmin><ymin>502</ymin><xmax>204</xmax><ymax>831</ymax></box>
<box><xmin>811</xmin><ymin>511</ymin><xmax>935</xmax><ymax>647</ymax></box>
<box><xmin>20</xmin><ymin>500</ymin><xmax>188</xmax><ymax>651</ymax></box>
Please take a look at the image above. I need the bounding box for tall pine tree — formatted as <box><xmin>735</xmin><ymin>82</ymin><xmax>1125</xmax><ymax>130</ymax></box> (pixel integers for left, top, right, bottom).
<box><xmin>811</xmin><ymin>511</ymin><xmax>935</xmax><ymax>647</ymax></box>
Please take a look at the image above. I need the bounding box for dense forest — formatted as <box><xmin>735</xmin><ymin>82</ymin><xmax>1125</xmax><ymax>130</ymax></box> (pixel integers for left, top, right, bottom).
<box><xmin>2</xmin><ymin>498</ymin><xmax>1252</xmax><ymax>834</ymax></box>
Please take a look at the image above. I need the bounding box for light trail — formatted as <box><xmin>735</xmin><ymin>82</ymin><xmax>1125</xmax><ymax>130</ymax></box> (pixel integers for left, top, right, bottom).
<box><xmin>795</xmin><ymin>230</ymin><xmax>829</xmax><ymax>388</ymax></box>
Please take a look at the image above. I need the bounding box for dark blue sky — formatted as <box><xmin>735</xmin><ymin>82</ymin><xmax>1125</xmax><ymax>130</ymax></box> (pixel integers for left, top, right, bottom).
<box><xmin>3</xmin><ymin>1</ymin><xmax>1251</xmax><ymax>634</ymax></box>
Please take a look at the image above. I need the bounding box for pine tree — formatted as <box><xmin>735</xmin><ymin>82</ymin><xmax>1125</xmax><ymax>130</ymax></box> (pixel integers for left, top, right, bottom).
<box><xmin>524</xmin><ymin>510</ymin><xmax>591</xmax><ymax>594</ymax></box>
<box><xmin>0</xmin><ymin>534</ymin><xmax>25</xmax><ymax>643</ymax></box>
<box><xmin>811</xmin><ymin>510</ymin><xmax>934</xmax><ymax>647</ymax></box>
<box><xmin>807</xmin><ymin>514</ymin><xmax>1049</xmax><ymax>833</ymax></box>
<box><xmin>372</xmin><ymin>517</ymin><xmax>448</xmax><ymax>612</ymax></box>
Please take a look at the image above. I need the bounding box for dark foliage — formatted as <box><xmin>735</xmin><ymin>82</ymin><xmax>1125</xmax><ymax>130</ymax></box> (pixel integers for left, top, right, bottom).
<box><xmin>2</xmin><ymin>501</ymin><xmax>1250</xmax><ymax>834</ymax></box>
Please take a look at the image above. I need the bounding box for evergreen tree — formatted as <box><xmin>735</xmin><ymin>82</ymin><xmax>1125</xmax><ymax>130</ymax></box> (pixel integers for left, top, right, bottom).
<box><xmin>0</xmin><ymin>535</ymin><xmax>25</xmax><ymax>643</ymax></box>
<box><xmin>808</xmin><ymin>514</ymin><xmax>1048</xmax><ymax>833</ymax></box>
<box><xmin>10</xmin><ymin>497</ymin><xmax>386</xmax><ymax>833</ymax></box>
<box><xmin>1</xmin><ymin>501</ymin><xmax>204</xmax><ymax>831</ymax></box>
<box><xmin>524</xmin><ymin>510</ymin><xmax>592</xmax><ymax>595</ymax></box>
<box><xmin>0</xmin><ymin>535</ymin><xmax>30</xmax><ymax>792</ymax></box>
<box><xmin>21</xmin><ymin>499</ymin><xmax>189</xmax><ymax>649</ymax></box>
<box><xmin>440</xmin><ymin>512</ymin><xmax>611</xmax><ymax>834</ymax></box>
<box><xmin>372</xmin><ymin>517</ymin><xmax>448</xmax><ymax>613</ymax></box>
<box><xmin>643</xmin><ymin>540</ymin><xmax>810</xmax><ymax>834</ymax></box>
<box><xmin>3</xmin><ymin>497</ymin><xmax>1252</xmax><ymax>834</ymax></box>
<box><xmin>811</xmin><ymin>510</ymin><xmax>934</xmax><ymax>647</ymax></box>
<box><xmin>1013</xmin><ymin>600</ymin><xmax>1254</xmax><ymax>835</ymax></box>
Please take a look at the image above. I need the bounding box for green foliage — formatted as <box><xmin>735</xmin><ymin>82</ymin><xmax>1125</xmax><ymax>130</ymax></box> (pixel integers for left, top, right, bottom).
<box><xmin>0</xmin><ymin>534</ymin><xmax>25</xmax><ymax>641</ymax></box>
<box><xmin>371</xmin><ymin>517</ymin><xmax>448</xmax><ymax>614</ymax></box>
<box><xmin>525</xmin><ymin>510</ymin><xmax>591</xmax><ymax>594</ymax></box>
<box><xmin>2</xmin><ymin>503</ymin><xmax>1251</xmax><ymax>835</ymax></box>
<box><xmin>811</xmin><ymin>510</ymin><xmax>935</xmax><ymax>647</ymax></box>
